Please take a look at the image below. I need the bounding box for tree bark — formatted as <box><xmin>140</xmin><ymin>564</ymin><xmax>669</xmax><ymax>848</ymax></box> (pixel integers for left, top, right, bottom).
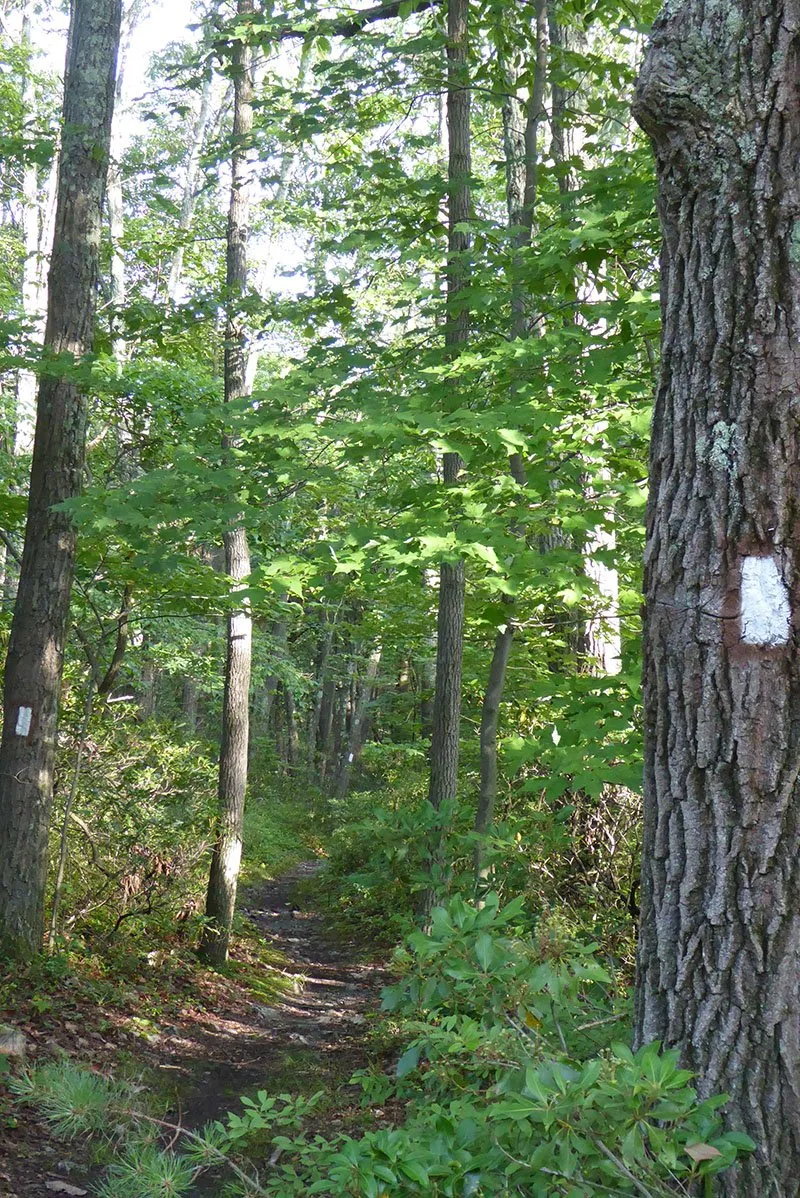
<box><xmin>0</xmin><ymin>0</ymin><xmax>121</xmax><ymax>958</ymax></box>
<box><xmin>633</xmin><ymin>6</ymin><xmax>800</xmax><ymax>1193</ymax></box>
<box><xmin>317</xmin><ymin>674</ymin><xmax>337</xmax><ymax>779</ymax></box>
<box><xmin>199</xmin><ymin>0</ymin><xmax>254</xmax><ymax>967</ymax></box>
<box><xmin>181</xmin><ymin>676</ymin><xmax>198</xmax><ymax>733</ymax></box>
<box><xmin>106</xmin><ymin>0</ymin><xmax>145</xmax><ymax>366</ymax></box>
<box><xmin>284</xmin><ymin>684</ymin><xmax>299</xmax><ymax>767</ymax></box>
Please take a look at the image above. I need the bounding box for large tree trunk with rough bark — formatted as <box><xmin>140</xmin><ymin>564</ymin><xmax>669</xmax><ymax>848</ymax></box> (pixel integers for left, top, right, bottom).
<box><xmin>634</xmin><ymin>5</ymin><xmax>800</xmax><ymax>1193</ymax></box>
<box><xmin>199</xmin><ymin>0</ymin><xmax>254</xmax><ymax>967</ymax></box>
<box><xmin>0</xmin><ymin>0</ymin><xmax>121</xmax><ymax>958</ymax></box>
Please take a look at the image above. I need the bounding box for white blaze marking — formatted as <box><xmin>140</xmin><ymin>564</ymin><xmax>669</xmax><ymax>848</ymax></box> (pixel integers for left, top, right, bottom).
<box><xmin>740</xmin><ymin>556</ymin><xmax>790</xmax><ymax>646</ymax></box>
<box><xmin>222</xmin><ymin>838</ymin><xmax>242</xmax><ymax>886</ymax></box>
<box><xmin>15</xmin><ymin>707</ymin><xmax>32</xmax><ymax>736</ymax></box>
<box><xmin>348</xmin><ymin>752</ymin><xmax>354</xmax><ymax>763</ymax></box>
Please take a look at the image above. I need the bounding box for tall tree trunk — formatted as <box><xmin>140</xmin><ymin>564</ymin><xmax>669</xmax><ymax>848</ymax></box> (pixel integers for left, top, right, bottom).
<box><xmin>633</xmin><ymin>6</ymin><xmax>800</xmax><ymax>1194</ymax></box>
<box><xmin>252</xmin><ymin>609</ymin><xmax>288</xmax><ymax>748</ymax></box>
<box><xmin>0</xmin><ymin>0</ymin><xmax>121</xmax><ymax>958</ymax></box>
<box><xmin>181</xmin><ymin>676</ymin><xmax>198</xmax><ymax>733</ymax></box>
<box><xmin>418</xmin><ymin>570</ymin><xmax>438</xmax><ymax>739</ymax></box>
<box><xmin>106</xmin><ymin>1</ymin><xmax>141</xmax><ymax>365</ymax></box>
<box><xmin>418</xmin><ymin>0</ymin><xmax>472</xmax><ymax>924</ymax></box>
<box><xmin>329</xmin><ymin>677</ymin><xmax>350</xmax><ymax>787</ymax></box>
<box><xmin>199</xmin><ymin>0</ymin><xmax>254</xmax><ymax>967</ymax></box>
<box><xmin>317</xmin><ymin>674</ymin><xmax>336</xmax><ymax>780</ymax></box>
<box><xmin>309</xmin><ymin>617</ymin><xmax>333</xmax><ymax>768</ymax></box>
<box><xmin>473</xmin><ymin>5</ymin><xmax>546</xmax><ymax>887</ymax></box>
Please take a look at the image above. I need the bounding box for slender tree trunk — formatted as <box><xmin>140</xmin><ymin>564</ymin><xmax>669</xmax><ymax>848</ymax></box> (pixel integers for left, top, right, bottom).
<box><xmin>15</xmin><ymin>4</ymin><xmax>52</xmax><ymax>456</ymax></box>
<box><xmin>418</xmin><ymin>0</ymin><xmax>472</xmax><ymax>923</ymax></box>
<box><xmin>181</xmin><ymin>677</ymin><xmax>198</xmax><ymax>732</ymax></box>
<box><xmin>199</xmin><ymin>0</ymin><xmax>254</xmax><ymax>966</ymax></box>
<box><xmin>48</xmin><ymin>683</ymin><xmax>94</xmax><ymax>951</ymax></box>
<box><xmin>473</xmin><ymin>6</ymin><xmax>546</xmax><ymax>887</ymax></box>
<box><xmin>633</xmin><ymin>7</ymin><xmax>800</xmax><ymax>1194</ymax></box>
<box><xmin>309</xmin><ymin>618</ymin><xmax>333</xmax><ymax>768</ymax></box>
<box><xmin>335</xmin><ymin>644</ymin><xmax>382</xmax><ymax>799</ymax></box>
<box><xmin>139</xmin><ymin>654</ymin><xmax>158</xmax><ymax>719</ymax></box>
<box><xmin>330</xmin><ymin>678</ymin><xmax>350</xmax><ymax>786</ymax></box>
<box><xmin>0</xmin><ymin>0</ymin><xmax>121</xmax><ymax>958</ymax></box>
<box><xmin>166</xmin><ymin>66</ymin><xmax>214</xmax><ymax>303</ymax></box>
<box><xmin>106</xmin><ymin>2</ymin><xmax>140</xmax><ymax>365</ymax></box>
<box><xmin>317</xmin><ymin>674</ymin><xmax>336</xmax><ymax>779</ymax></box>
<box><xmin>284</xmin><ymin>685</ymin><xmax>298</xmax><ymax>766</ymax></box>
<box><xmin>253</xmin><ymin>610</ymin><xmax>288</xmax><ymax>746</ymax></box>
<box><xmin>418</xmin><ymin>570</ymin><xmax>438</xmax><ymax>739</ymax></box>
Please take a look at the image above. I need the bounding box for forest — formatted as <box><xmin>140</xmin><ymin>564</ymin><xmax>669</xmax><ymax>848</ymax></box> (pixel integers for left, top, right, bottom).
<box><xmin>0</xmin><ymin>0</ymin><xmax>798</xmax><ymax>1195</ymax></box>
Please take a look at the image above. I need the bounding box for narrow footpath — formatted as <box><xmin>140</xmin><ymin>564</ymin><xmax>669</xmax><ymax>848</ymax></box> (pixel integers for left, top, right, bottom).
<box><xmin>0</xmin><ymin>863</ymin><xmax>389</xmax><ymax>1198</ymax></box>
<box><xmin>173</xmin><ymin>861</ymin><xmax>387</xmax><ymax>1130</ymax></box>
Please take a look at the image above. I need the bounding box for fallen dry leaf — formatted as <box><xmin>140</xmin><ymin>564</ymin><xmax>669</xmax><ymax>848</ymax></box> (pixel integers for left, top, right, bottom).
<box><xmin>45</xmin><ymin>1182</ymin><xmax>88</xmax><ymax>1195</ymax></box>
<box><xmin>685</xmin><ymin>1142</ymin><xmax>723</xmax><ymax>1162</ymax></box>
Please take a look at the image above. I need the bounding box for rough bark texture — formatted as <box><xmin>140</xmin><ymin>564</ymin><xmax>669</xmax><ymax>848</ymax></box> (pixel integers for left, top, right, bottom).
<box><xmin>634</xmin><ymin>5</ymin><xmax>800</xmax><ymax>1193</ymax></box>
<box><xmin>181</xmin><ymin>676</ymin><xmax>198</xmax><ymax>733</ymax></box>
<box><xmin>199</xmin><ymin>0</ymin><xmax>254</xmax><ymax>967</ymax></box>
<box><xmin>419</xmin><ymin>0</ymin><xmax>471</xmax><ymax>923</ymax></box>
<box><xmin>0</xmin><ymin>0</ymin><xmax>121</xmax><ymax>957</ymax></box>
<box><xmin>504</xmin><ymin>0</ymin><xmax>546</xmax><ymax>339</ymax></box>
<box><xmin>474</xmin><ymin>619</ymin><xmax>513</xmax><ymax>882</ymax></box>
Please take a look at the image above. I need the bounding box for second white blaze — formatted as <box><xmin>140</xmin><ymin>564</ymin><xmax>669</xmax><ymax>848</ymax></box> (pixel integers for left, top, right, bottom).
<box><xmin>740</xmin><ymin>556</ymin><xmax>790</xmax><ymax>646</ymax></box>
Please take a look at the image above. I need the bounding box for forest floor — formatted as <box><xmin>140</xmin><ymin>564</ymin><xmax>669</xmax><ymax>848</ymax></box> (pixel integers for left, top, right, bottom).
<box><xmin>0</xmin><ymin>862</ymin><xmax>393</xmax><ymax>1197</ymax></box>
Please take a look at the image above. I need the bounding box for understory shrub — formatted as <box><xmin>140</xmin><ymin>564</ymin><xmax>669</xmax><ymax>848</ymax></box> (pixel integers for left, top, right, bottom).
<box><xmin>50</xmin><ymin>702</ymin><xmax>218</xmax><ymax>946</ymax></box>
<box><xmin>14</xmin><ymin>892</ymin><xmax>754</xmax><ymax>1197</ymax></box>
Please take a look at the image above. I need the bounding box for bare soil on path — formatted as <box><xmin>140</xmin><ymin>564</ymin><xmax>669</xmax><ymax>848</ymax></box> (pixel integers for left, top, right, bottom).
<box><xmin>0</xmin><ymin>862</ymin><xmax>389</xmax><ymax>1198</ymax></box>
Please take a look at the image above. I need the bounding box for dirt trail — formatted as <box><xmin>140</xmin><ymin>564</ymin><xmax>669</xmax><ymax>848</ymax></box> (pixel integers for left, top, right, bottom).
<box><xmin>0</xmin><ymin>863</ymin><xmax>388</xmax><ymax>1198</ymax></box>
<box><xmin>172</xmin><ymin>861</ymin><xmax>387</xmax><ymax>1131</ymax></box>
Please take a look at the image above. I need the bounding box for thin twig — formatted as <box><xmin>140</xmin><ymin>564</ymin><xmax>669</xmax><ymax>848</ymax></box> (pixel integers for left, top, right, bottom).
<box><xmin>589</xmin><ymin>1135</ymin><xmax>657</xmax><ymax>1198</ymax></box>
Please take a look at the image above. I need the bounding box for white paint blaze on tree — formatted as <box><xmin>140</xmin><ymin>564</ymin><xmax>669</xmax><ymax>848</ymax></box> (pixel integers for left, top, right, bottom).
<box><xmin>739</xmin><ymin>556</ymin><xmax>790</xmax><ymax>647</ymax></box>
<box><xmin>634</xmin><ymin>1</ymin><xmax>800</xmax><ymax>1193</ymax></box>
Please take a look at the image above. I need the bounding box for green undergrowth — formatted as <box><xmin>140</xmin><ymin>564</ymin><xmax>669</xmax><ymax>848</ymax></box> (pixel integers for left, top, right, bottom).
<box><xmin>241</xmin><ymin>774</ymin><xmax>328</xmax><ymax>885</ymax></box>
<box><xmin>11</xmin><ymin>889</ymin><xmax>754</xmax><ymax>1196</ymax></box>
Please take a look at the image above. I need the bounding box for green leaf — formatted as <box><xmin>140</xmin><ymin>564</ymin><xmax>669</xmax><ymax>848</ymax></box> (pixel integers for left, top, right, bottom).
<box><xmin>396</xmin><ymin>1044</ymin><xmax>421</xmax><ymax>1079</ymax></box>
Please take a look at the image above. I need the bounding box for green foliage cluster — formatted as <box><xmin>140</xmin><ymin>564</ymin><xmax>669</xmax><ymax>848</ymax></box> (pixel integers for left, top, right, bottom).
<box><xmin>11</xmin><ymin>893</ymin><xmax>754</xmax><ymax>1195</ymax></box>
<box><xmin>51</xmin><ymin>701</ymin><xmax>218</xmax><ymax>945</ymax></box>
<box><xmin>317</xmin><ymin>755</ymin><xmax>639</xmax><ymax>964</ymax></box>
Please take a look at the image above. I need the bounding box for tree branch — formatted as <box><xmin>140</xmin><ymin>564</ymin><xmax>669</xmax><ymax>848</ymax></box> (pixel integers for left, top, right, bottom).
<box><xmin>97</xmin><ymin>584</ymin><xmax>133</xmax><ymax>697</ymax></box>
<box><xmin>0</xmin><ymin>529</ymin><xmax>21</xmax><ymax>566</ymax></box>
<box><xmin>218</xmin><ymin>0</ymin><xmax>440</xmax><ymax>47</ymax></box>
